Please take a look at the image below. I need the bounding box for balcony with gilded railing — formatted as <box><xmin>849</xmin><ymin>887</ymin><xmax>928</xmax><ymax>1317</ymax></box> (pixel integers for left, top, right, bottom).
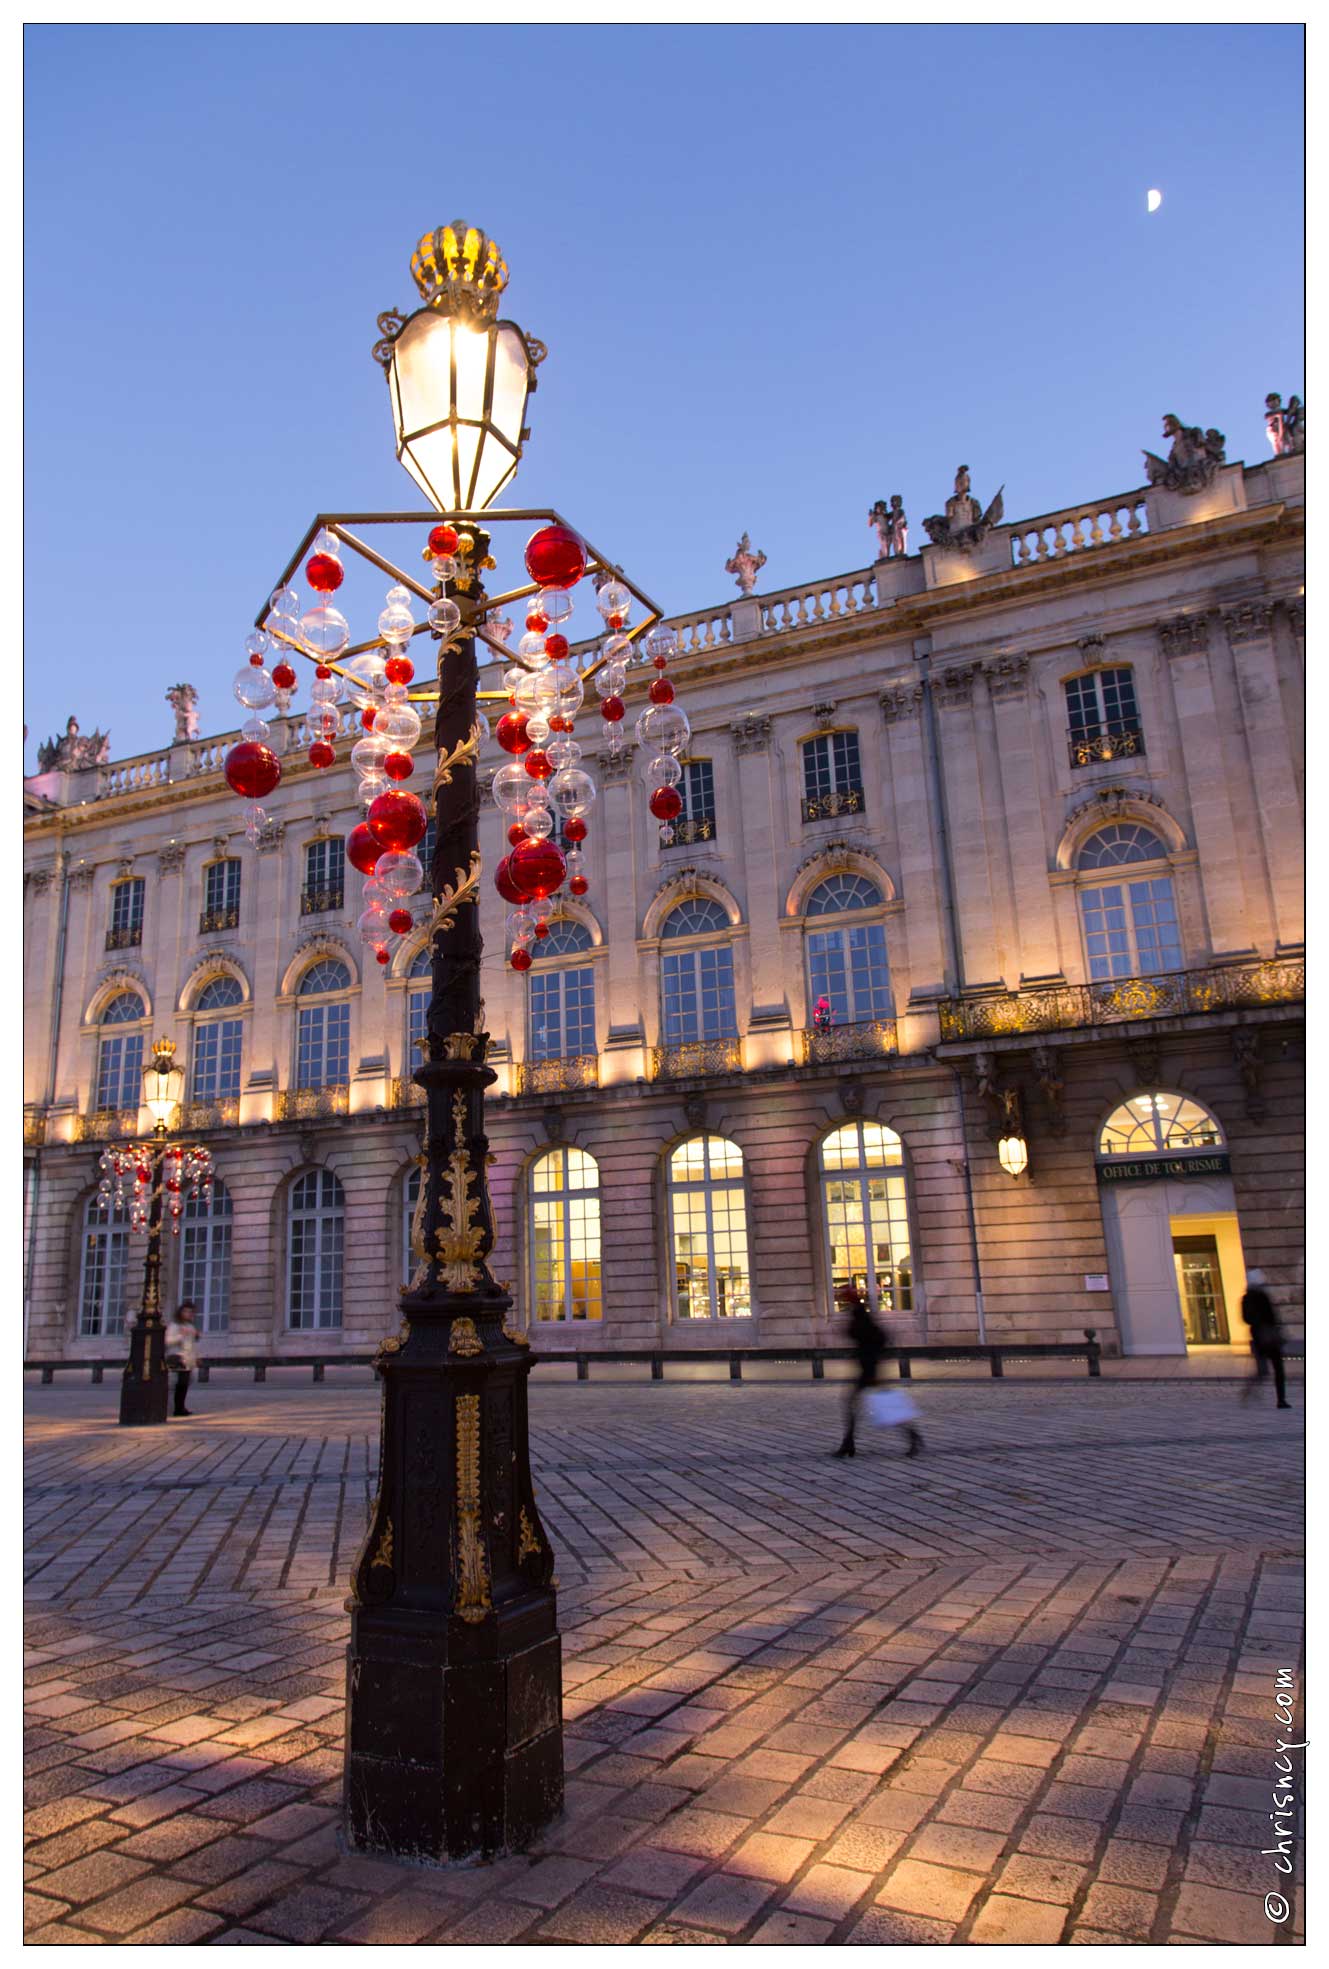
<box><xmin>300</xmin><ymin>883</ymin><xmax>345</xmax><ymax>917</ymax></box>
<box><xmin>516</xmin><ymin>1055</ymin><xmax>600</xmax><ymax>1096</ymax></box>
<box><xmin>77</xmin><ymin>1107</ymin><xmax>141</xmax><ymax>1142</ymax></box>
<box><xmin>660</xmin><ymin>814</ymin><xmax>717</xmax><ymax>850</ymax></box>
<box><xmin>105</xmin><ymin>924</ymin><xmax>142</xmax><ymax>951</ymax></box>
<box><xmin>802</xmin><ymin>785</ymin><xmax>865</xmax><ymax>825</ymax></box>
<box><xmin>24</xmin><ymin>1110</ymin><xmax>46</xmax><ymax>1148</ymax></box>
<box><xmin>1067</xmin><ymin>721</ymin><xmax>1146</xmax><ymax>770</ymax></box>
<box><xmin>277</xmin><ymin>1085</ymin><xmax>350</xmax><ymax>1120</ymax></box>
<box><xmin>799</xmin><ymin>1019</ymin><xmax>898</xmax><ymax>1066</ymax></box>
<box><xmin>199</xmin><ymin>905</ymin><xmax>240</xmax><ymax>934</ymax></box>
<box><xmin>939</xmin><ymin>957</ymin><xmax>1305</xmax><ymax>1040</ymax></box>
<box><xmin>389</xmin><ymin>1077</ymin><xmax>427</xmax><ymax>1109</ymax></box>
<box><xmin>652</xmin><ymin>1037</ymin><xmax>744</xmax><ymax>1081</ymax></box>
<box><xmin>181</xmin><ymin>1098</ymin><xmax>240</xmax><ymax>1132</ymax></box>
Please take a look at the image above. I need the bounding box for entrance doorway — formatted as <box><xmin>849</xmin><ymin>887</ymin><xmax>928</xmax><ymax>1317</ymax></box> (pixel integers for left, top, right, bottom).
<box><xmin>1173</xmin><ymin>1235</ymin><xmax>1230</xmax><ymax>1345</ymax></box>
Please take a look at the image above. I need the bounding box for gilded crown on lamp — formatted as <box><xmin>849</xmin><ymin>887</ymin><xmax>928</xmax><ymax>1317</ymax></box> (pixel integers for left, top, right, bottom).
<box><xmin>410</xmin><ymin>222</ymin><xmax>509</xmax><ymax>322</ymax></box>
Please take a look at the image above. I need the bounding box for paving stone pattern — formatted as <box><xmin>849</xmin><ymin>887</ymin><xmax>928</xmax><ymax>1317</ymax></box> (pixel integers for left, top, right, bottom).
<box><xmin>24</xmin><ymin>1377</ymin><xmax>1305</xmax><ymax>1945</ymax></box>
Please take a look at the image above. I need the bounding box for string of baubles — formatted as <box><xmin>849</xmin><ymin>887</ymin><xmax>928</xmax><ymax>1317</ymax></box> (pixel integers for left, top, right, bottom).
<box><xmin>222</xmin><ymin>522</ymin><xmax>690</xmax><ymax>974</ymax></box>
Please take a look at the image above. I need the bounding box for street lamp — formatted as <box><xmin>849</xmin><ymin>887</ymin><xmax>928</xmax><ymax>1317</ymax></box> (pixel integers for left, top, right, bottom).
<box><xmin>218</xmin><ymin>220</ymin><xmax>674</xmax><ymax>1866</ymax></box>
<box><xmin>102</xmin><ymin>1039</ymin><xmax>213</xmax><ymax>1428</ymax></box>
<box><xmin>997</xmin><ymin>1090</ymin><xmax>1029</xmax><ymax>1178</ymax></box>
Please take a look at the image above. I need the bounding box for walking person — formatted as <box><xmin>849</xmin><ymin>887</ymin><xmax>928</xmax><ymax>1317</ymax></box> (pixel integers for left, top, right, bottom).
<box><xmin>1240</xmin><ymin>1269</ymin><xmax>1291</xmax><ymax>1409</ymax></box>
<box><xmin>832</xmin><ymin>1280</ymin><xmax>922</xmax><ymax>1459</ymax></box>
<box><xmin>164</xmin><ymin>1299</ymin><xmax>200</xmax><ymax>1418</ymax></box>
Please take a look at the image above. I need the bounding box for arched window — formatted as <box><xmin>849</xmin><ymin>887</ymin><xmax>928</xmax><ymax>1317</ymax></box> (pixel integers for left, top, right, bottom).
<box><xmin>1098</xmin><ymin>1092</ymin><xmax>1224</xmax><ymax>1158</ymax></box>
<box><xmin>296</xmin><ymin>960</ymin><xmax>351</xmax><ymax>1090</ymax></box>
<box><xmin>804</xmin><ymin>876</ymin><xmax>892</xmax><ymax>1025</ymax></box>
<box><xmin>402</xmin><ymin>1164</ymin><xmax>422</xmax><ymax>1283</ymax></box>
<box><xmin>96</xmin><ymin>991</ymin><xmax>146</xmax><ymax>1112</ymax></box>
<box><xmin>287</xmin><ymin>1169</ymin><xmax>344</xmax><ymax>1329</ymax></box>
<box><xmin>529</xmin><ymin>1147</ymin><xmax>602</xmax><ymax>1321</ymax></box>
<box><xmin>660</xmin><ymin>900</ymin><xmax>737</xmax><ymax>1045</ymax></box>
<box><xmin>819</xmin><ymin>1121</ymin><xmax>913</xmax><ymax>1317</ymax></box>
<box><xmin>407</xmin><ymin>944</ymin><xmax>431</xmax><ymax>1072</ymax></box>
<box><xmin>1077</xmin><ymin>825</ymin><xmax>1182</xmax><ymax>980</ymax></box>
<box><xmin>79</xmin><ymin>1195</ymin><xmax>131</xmax><ymax>1336</ymax></box>
<box><xmin>668</xmin><ymin>1135</ymin><xmax>751</xmax><ymax>1320</ymax></box>
<box><xmin>530</xmin><ymin>920</ymin><xmax>596</xmax><ymax>1062</ymax></box>
<box><xmin>191</xmin><ymin>975</ymin><xmax>244</xmax><ymax>1102</ymax></box>
<box><xmin>181</xmin><ymin>1178</ymin><xmax>233</xmax><ymax>1332</ymax></box>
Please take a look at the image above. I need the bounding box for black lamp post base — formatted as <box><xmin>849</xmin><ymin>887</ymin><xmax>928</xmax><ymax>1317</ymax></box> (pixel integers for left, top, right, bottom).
<box><xmin>119</xmin><ymin>1317</ymin><xmax>169</xmax><ymax>1428</ymax></box>
<box><xmin>345</xmin><ymin>1605</ymin><xmax>563</xmax><ymax>1864</ymax></box>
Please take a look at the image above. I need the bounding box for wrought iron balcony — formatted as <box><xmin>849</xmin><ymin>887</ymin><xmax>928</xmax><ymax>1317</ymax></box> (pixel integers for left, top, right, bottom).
<box><xmin>278</xmin><ymin>1085</ymin><xmax>350</xmax><ymax>1119</ymax></box>
<box><xmin>199</xmin><ymin>905</ymin><xmax>240</xmax><ymax>934</ymax></box>
<box><xmin>104</xmin><ymin>925</ymin><xmax>142</xmax><ymax>950</ymax></box>
<box><xmin>516</xmin><ymin>1054</ymin><xmax>600</xmax><ymax>1095</ymax></box>
<box><xmin>939</xmin><ymin>957</ymin><xmax>1305</xmax><ymax>1040</ymax></box>
<box><xmin>77</xmin><ymin>1107</ymin><xmax>140</xmax><ymax>1142</ymax></box>
<box><xmin>389</xmin><ymin>1077</ymin><xmax>426</xmax><ymax>1109</ymax></box>
<box><xmin>300</xmin><ymin>884</ymin><xmax>345</xmax><ymax>916</ymax></box>
<box><xmin>1067</xmin><ymin>721</ymin><xmax>1146</xmax><ymax>769</ymax></box>
<box><xmin>23</xmin><ymin>1110</ymin><xmax>45</xmax><ymax>1147</ymax></box>
<box><xmin>801</xmin><ymin>786</ymin><xmax>865</xmax><ymax>824</ymax></box>
<box><xmin>181</xmin><ymin>1098</ymin><xmax>240</xmax><ymax>1131</ymax></box>
<box><xmin>799</xmin><ymin>1018</ymin><xmax>898</xmax><ymax>1065</ymax></box>
<box><xmin>660</xmin><ymin>815</ymin><xmax>717</xmax><ymax>849</ymax></box>
<box><xmin>652</xmin><ymin>1037</ymin><xmax>743</xmax><ymax>1080</ymax></box>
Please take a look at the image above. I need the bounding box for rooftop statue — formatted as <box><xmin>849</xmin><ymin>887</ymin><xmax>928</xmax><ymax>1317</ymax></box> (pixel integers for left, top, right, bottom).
<box><xmin>869</xmin><ymin>494</ymin><xmax>908</xmax><ymax>558</ymax></box>
<box><xmin>922</xmin><ymin>466</ymin><xmax>1004</xmax><ymax>552</ymax></box>
<box><xmin>36</xmin><ymin>715</ymin><xmax>111</xmax><ymax>775</ymax></box>
<box><xmin>725</xmin><ymin>532</ymin><xmax>767</xmax><ymax>596</ymax></box>
<box><xmin>166</xmin><ymin>682</ymin><xmax>200</xmax><ymax>743</ymax></box>
<box><xmin>1142</xmin><ymin>414</ymin><xmax>1226</xmax><ymax>494</ymax></box>
<box><xmin>1264</xmin><ymin>392</ymin><xmax>1305</xmax><ymax>457</ymax></box>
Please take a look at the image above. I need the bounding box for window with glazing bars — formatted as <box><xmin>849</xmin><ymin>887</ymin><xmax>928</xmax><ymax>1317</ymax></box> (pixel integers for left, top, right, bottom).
<box><xmin>661</xmin><ymin>946</ymin><xmax>737</xmax><ymax>1044</ymax></box>
<box><xmin>181</xmin><ymin>1181</ymin><xmax>233</xmax><ymax>1331</ymax></box>
<box><xmin>79</xmin><ymin>1199</ymin><xmax>131</xmax><ymax>1336</ymax></box>
<box><xmin>529</xmin><ymin>967</ymin><xmax>596</xmax><ymax>1061</ymax></box>
<box><xmin>203</xmin><ymin>858</ymin><xmax>241</xmax><ymax>922</ymax></box>
<box><xmin>108</xmin><ymin>878</ymin><xmax>145</xmax><ymax>945</ymax></box>
<box><xmin>302</xmin><ymin>838</ymin><xmax>344</xmax><ymax>912</ymax></box>
<box><xmin>663</xmin><ymin>760</ymin><xmax>716</xmax><ymax>844</ymax></box>
<box><xmin>801</xmin><ymin>732</ymin><xmax>863</xmax><ymax>818</ymax></box>
<box><xmin>287</xmin><ymin>1169</ymin><xmax>344</xmax><ymax>1329</ymax></box>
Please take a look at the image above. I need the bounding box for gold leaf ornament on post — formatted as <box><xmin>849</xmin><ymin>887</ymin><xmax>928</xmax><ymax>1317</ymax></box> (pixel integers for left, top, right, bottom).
<box><xmin>434</xmin><ymin>1089</ymin><xmax>485</xmax><ymax>1291</ymax></box>
<box><xmin>454</xmin><ymin>1393</ymin><xmax>492</xmax><ymax>1623</ymax></box>
<box><xmin>431</xmin><ymin>853</ymin><xmax>482</xmax><ymax>938</ymax></box>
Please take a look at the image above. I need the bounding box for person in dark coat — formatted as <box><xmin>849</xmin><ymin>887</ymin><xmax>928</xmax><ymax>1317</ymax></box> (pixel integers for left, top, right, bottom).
<box><xmin>832</xmin><ymin>1281</ymin><xmax>922</xmax><ymax>1459</ymax></box>
<box><xmin>1240</xmin><ymin>1269</ymin><xmax>1290</xmax><ymax>1408</ymax></box>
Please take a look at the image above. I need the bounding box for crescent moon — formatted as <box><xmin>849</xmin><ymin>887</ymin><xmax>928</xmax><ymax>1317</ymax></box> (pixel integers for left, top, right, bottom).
<box><xmin>1147</xmin><ymin>189</ymin><xmax>1163</xmax><ymax>213</ymax></box>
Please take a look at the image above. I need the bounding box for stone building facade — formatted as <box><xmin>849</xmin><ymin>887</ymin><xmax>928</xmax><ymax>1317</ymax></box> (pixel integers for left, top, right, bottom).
<box><xmin>23</xmin><ymin>439</ymin><xmax>1305</xmax><ymax>1363</ymax></box>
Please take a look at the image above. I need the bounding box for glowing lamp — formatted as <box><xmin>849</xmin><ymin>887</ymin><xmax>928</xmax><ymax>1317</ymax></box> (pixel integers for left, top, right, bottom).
<box><xmin>997</xmin><ymin>1133</ymin><xmax>1029</xmax><ymax>1179</ymax></box>
<box><xmin>142</xmin><ymin>1038</ymin><xmax>185</xmax><ymax>1135</ymax></box>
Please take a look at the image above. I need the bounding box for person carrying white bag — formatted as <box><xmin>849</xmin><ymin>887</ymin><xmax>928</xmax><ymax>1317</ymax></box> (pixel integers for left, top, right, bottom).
<box><xmin>831</xmin><ymin>1280</ymin><xmax>923</xmax><ymax>1460</ymax></box>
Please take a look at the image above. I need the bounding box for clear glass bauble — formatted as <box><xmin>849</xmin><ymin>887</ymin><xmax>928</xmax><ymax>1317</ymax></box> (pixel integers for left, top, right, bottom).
<box><xmin>267</xmin><ymin>613</ymin><xmax>301</xmax><ymax>652</ymax></box>
<box><xmin>522</xmin><ymin>804</ymin><xmax>555</xmax><ymax>839</ymax></box>
<box><xmin>538</xmin><ymin>587</ymin><xmax>574</xmax><ymax>624</ymax></box>
<box><xmin>270</xmin><ymin>585</ymin><xmax>299</xmax><ymax>617</ymax></box>
<box><xmin>343</xmin><ymin>651</ymin><xmax>387</xmax><ymax>707</ymax></box>
<box><xmin>513</xmin><ymin>671</ymin><xmax>543</xmax><ymax>713</ymax></box>
<box><xmin>313</xmin><ymin>527</ymin><xmax>339</xmax><ymax>557</ymax></box>
<box><xmin>376</xmin><ymin>850</ymin><xmax>424</xmax><ymax>900</ymax></box>
<box><xmin>540</xmin><ymin>659</ymin><xmax>584</xmax><ymax>717</ymax></box>
<box><xmin>356</xmin><ymin>906</ymin><xmax>388</xmax><ymax>947</ymax></box>
<box><xmin>309</xmin><ymin>674</ymin><xmax>340</xmax><ymax>707</ymax></box>
<box><xmin>596</xmin><ymin>579</ymin><xmax>631</xmax><ymax>620</ymax></box>
<box><xmin>516</xmin><ymin>630</ymin><xmax>549</xmax><ymax>664</ymax></box>
<box><xmin>476</xmin><ymin>709</ymin><xmax>491</xmax><ymax>742</ymax></box>
<box><xmin>383</xmin><ymin>681</ymin><xmax>410</xmax><ymax>707</ymax></box>
<box><xmin>493</xmin><ymin>760</ymin><xmax>533</xmax><ymax>815</ymax></box>
<box><xmin>240</xmin><ymin>715</ymin><xmax>269</xmax><ymax>741</ymax></box>
<box><xmin>646</xmin><ymin>624</ymin><xmax>679</xmax><ymax>662</ymax></box>
<box><xmin>378</xmin><ymin>600</ymin><xmax>415</xmax><ymax>644</ymax></box>
<box><xmin>601</xmin><ymin>632</ymin><xmax>633</xmax><ymax>667</ymax></box>
<box><xmin>234</xmin><ymin>664</ymin><xmax>277</xmax><ymax>709</ymax></box>
<box><xmin>635</xmin><ymin>703</ymin><xmax>691</xmax><ymax>756</ymax></box>
<box><xmin>525</xmin><ymin>713</ymin><xmax>552</xmax><ymax>748</ymax></box>
<box><xmin>244</xmin><ymin>803</ymin><xmax>269</xmax><ymax>844</ymax></box>
<box><xmin>550</xmin><ymin>767</ymin><xmax>596</xmax><ymax>820</ymax></box>
<box><xmin>428</xmin><ymin>596</ymin><xmax>462</xmax><ymax>637</ymax></box>
<box><xmin>646</xmin><ymin>752</ymin><xmax>683</xmax><ymax>788</ymax></box>
<box><xmin>506</xmin><ymin>908</ymin><xmax>536</xmax><ymax>943</ymax></box>
<box><xmin>373</xmin><ymin>703</ymin><xmax>422</xmax><ymax>751</ymax></box>
<box><xmin>503</xmin><ymin>665</ymin><xmax>528</xmax><ymax>696</ymax></box>
<box><xmin>546</xmin><ymin>736</ymin><xmax>579</xmax><ymax>771</ymax></box>
<box><xmin>351</xmin><ymin>733</ymin><xmax>390</xmax><ymax>777</ymax></box>
<box><xmin>300</xmin><ymin>605</ymin><xmax>351</xmax><ymax>657</ymax></box>
<box><xmin>244</xmin><ymin>630</ymin><xmax>270</xmax><ymax>659</ymax></box>
<box><xmin>358</xmin><ymin>770</ymin><xmax>388</xmax><ymax>806</ymax></box>
<box><xmin>564</xmin><ymin>847</ymin><xmax>586</xmax><ymax>877</ymax></box>
<box><xmin>596</xmin><ymin>663</ymin><xmax>628</xmax><ymax>698</ymax></box>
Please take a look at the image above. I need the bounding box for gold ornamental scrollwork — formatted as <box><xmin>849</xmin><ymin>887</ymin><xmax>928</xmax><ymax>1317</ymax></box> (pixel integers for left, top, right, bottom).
<box><xmin>441</xmin><ymin>1031</ymin><xmax>482</xmax><ymax>1062</ymax></box>
<box><xmin>517</xmin><ymin>1507</ymin><xmax>542</xmax><ymax>1562</ymax></box>
<box><xmin>454</xmin><ymin>1393</ymin><xmax>491</xmax><ymax>1624</ymax></box>
<box><xmin>435</xmin><ymin>1089</ymin><xmax>485</xmax><ymax>1291</ymax></box>
<box><xmin>449</xmin><ymin>1316</ymin><xmax>484</xmax><ymax>1357</ymax></box>
<box><xmin>372</xmin><ymin>1519</ymin><xmax>394</xmax><ymax>1569</ymax></box>
<box><xmin>431</xmin><ymin>853</ymin><xmax>482</xmax><ymax>938</ymax></box>
<box><xmin>434</xmin><ymin>722</ymin><xmax>483</xmax><ymax>793</ymax></box>
<box><xmin>502</xmin><ymin>1324</ymin><xmax>530</xmax><ymax>1349</ymax></box>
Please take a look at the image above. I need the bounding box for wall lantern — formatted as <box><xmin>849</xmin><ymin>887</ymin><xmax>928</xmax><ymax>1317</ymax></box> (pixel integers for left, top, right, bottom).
<box><xmin>142</xmin><ymin>1037</ymin><xmax>185</xmax><ymax>1136</ymax></box>
<box><xmin>997</xmin><ymin>1131</ymin><xmax>1029</xmax><ymax>1178</ymax></box>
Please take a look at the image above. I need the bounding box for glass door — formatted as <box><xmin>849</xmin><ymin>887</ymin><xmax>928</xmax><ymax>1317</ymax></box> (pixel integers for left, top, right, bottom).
<box><xmin>1172</xmin><ymin>1235</ymin><xmax>1230</xmax><ymax>1345</ymax></box>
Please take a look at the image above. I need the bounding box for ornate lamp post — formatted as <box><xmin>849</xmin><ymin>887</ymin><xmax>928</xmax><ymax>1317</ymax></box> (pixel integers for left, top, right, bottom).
<box><xmin>218</xmin><ymin>220</ymin><xmax>679</xmax><ymax>1864</ymax></box>
<box><xmin>103</xmin><ymin>1039</ymin><xmax>213</xmax><ymax>1427</ymax></box>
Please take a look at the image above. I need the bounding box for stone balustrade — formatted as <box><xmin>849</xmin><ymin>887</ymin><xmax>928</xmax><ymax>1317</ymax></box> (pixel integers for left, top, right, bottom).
<box><xmin>98</xmin><ymin>754</ymin><xmax>172</xmax><ymax>798</ymax></box>
<box><xmin>760</xmin><ymin>568</ymin><xmax>877</xmax><ymax>633</ymax></box>
<box><xmin>1008</xmin><ymin>492</ymin><xmax>1149</xmax><ymax>567</ymax></box>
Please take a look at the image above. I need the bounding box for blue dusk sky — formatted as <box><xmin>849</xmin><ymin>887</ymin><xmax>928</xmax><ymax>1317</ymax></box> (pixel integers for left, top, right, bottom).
<box><xmin>24</xmin><ymin>22</ymin><xmax>1304</xmax><ymax>766</ymax></box>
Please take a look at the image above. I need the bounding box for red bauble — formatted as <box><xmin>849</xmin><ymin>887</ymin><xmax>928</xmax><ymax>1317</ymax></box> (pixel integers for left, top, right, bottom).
<box><xmin>569</xmin><ymin>873</ymin><xmax>589</xmax><ymax>896</ymax></box>
<box><xmin>271</xmin><ymin>660</ymin><xmax>297</xmax><ymax>690</ymax></box>
<box><xmin>508</xmin><ymin>822</ymin><xmax>529</xmax><ymax>847</ymax></box>
<box><xmin>308</xmin><ymin>739</ymin><xmax>335</xmax><ymax>770</ymax></box>
<box><xmin>649</xmin><ymin>677</ymin><xmax>675</xmax><ymax>704</ymax></box>
<box><xmin>649</xmin><ymin>785</ymin><xmax>683</xmax><ymax>821</ymax></box>
<box><xmin>545</xmin><ymin>633</ymin><xmax>569</xmax><ymax>661</ymax></box>
<box><xmin>495</xmin><ymin>855</ymin><xmax>534</xmax><ymax>905</ymax></box>
<box><xmin>375</xmin><ymin>946</ymin><xmax>391</xmax><ymax>966</ymax></box>
<box><xmin>608</xmin><ymin>613</ymin><xmax>624</xmax><ymax>631</ymax></box>
<box><xmin>652</xmin><ymin>652</ymin><xmax>669</xmax><ymax>669</ymax></box>
<box><xmin>510</xmin><ymin>947</ymin><xmax>532</xmax><ymax>972</ymax></box>
<box><xmin>428</xmin><ymin>523</ymin><xmax>460</xmax><ymax>557</ymax></box>
<box><xmin>526</xmin><ymin>609</ymin><xmax>548</xmax><ymax>633</ymax></box>
<box><xmin>388</xmin><ymin>907</ymin><xmax>414</xmax><ymax>935</ymax></box>
<box><xmin>224</xmin><ymin>740</ymin><xmax>281</xmax><ymax>800</ymax></box>
<box><xmin>548</xmin><ymin>713</ymin><xmax>570</xmax><ymax>734</ymax></box>
<box><xmin>563</xmin><ymin>815</ymin><xmax>588</xmax><ymax>843</ymax></box>
<box><xmin>347</xmin><ymin>822</ymin><xmax>383</xmax><ymax>874</ymax></box>
<box><xmin>383</xmin><ymin>750</ymin><xmax>414</xmax><ymax>781</ymax></box>
<box><xmin>496</xmin><ymin>711</ymin><xmax>531</xmax><ymax>756</ymax></box>
<box><xmin>385</xmin><ymin>653</ymin><xmax>414</xmax><ymax>685</ymax></box>
<box><xmin>306</xmin><ymin>552</ymin><xmax>344</xmax><ymax>593</ymax></box>
<box><xmin>361</xmin><ymin>707</ymin><xmax>377</xmax><ymax>731</ymax></box>
<box><xmin>524</xmin><ymin>524</ymin><xmax>586</xmax><ymax>591</ymax></box>
<box><xmin>367</xmin><ymin>789</ymin><xmax>428</xmax><ymax>851</ymax></box>
<box><xmin>599</xmin><ymin>695</ymin><xmax>625</xmax><ymax>723</ymax></box>
<box><xmin>509</xmin><ymin>837</ymin><xmax>566</xmax><ymax>901</ymax></box>
<box><xmin>524</xmin><ymin>749</ymin><xmax>553</xmax><ymax>780</ymax></box>
<box><xmin>534</xmin><ymin>918</ymin><xmax>550</xmax><ymax>939</ymax></box>
<box><xmin>248</xmin><ymin>652</ymin><xmax>265</xmax><ymax>668</ymax></box>
<box><xmin>315</xmin><ymin>663</ymin><xmax>333</xmax><ymax>680</ymax></box>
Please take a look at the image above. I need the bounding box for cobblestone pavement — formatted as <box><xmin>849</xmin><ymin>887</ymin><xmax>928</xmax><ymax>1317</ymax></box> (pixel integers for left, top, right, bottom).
<box><xmin>24</xmin><ymin>1378</ymin><xmax>1305</xmax><ymax>1945</ymax></box>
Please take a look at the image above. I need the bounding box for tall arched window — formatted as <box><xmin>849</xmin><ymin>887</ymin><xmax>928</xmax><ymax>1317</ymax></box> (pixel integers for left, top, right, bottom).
<box><xmin>401</xmin><ymin>1164</ymin><xmax>422</xmax><ymax>1283</ymax></box>
<box><xmin>529</xmin><ymin>1147</ymin><xmax>602</xmax><ymax>1321</ymax></box>
<box><xmin>407</xmin><ymin>944</ymin><xmax>431</xmax><ymax>1072</ymax></box>
<box><xmin>668</xmin><ymin>1135</ymin><xmax>751</xmax><ymax>1320</ymax></box>
<box><xmin>1098</xmin><ymin>1092</ymin><xmax>1224</xmax><ymax>1158</ymax></box>
<box><xmin>191</xmin><ymin>974</ymin><xmax>244</xmax><ymax>1102</ymax></box>
<box><xmin>296</xmin><ymin>960</ymin><xmax>351</xmax><ymax>1090</ymax></box>
<box><xmin>819</xmin><ymin>1121</ymin><xmax>913</xmax><ymax>1317</ymax></box>
<box><xmin>660</xmin><ymin>899</ymin><xmax>736</xmax><ymax>1044</ymax></box>
<box><xmin>287</xmin><ymin>1169</ymin><xmax>344</xmax><ymax>1329</ymax></box>
<box><xmin>1077</xmin><ymin>825</ymin><xmax>1182</xmax><ymax>980</ymax></box>
<box><xmin>530</xmin><ymin>921</ymin><xmax>596</xmax><ymax>1062</ymax></box>
<box><xmin>96</xmin><ymin>992</ymin><xmax>146</xmax><ymax>1112</ymax></box>
<box><xmin>181</xmin><ymin>1178</ymin><xmax>233</xmax><ymax>1332</ymax></box>
<box><xmin>79</xmin><ymin>1195</ymin><xmax>131</xmax><ymax>1336</ymax></box>
<box><xmin>804</xmin><ymin>875</ymin><xmax>892</xmax><ymax>1025</ymax></box>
